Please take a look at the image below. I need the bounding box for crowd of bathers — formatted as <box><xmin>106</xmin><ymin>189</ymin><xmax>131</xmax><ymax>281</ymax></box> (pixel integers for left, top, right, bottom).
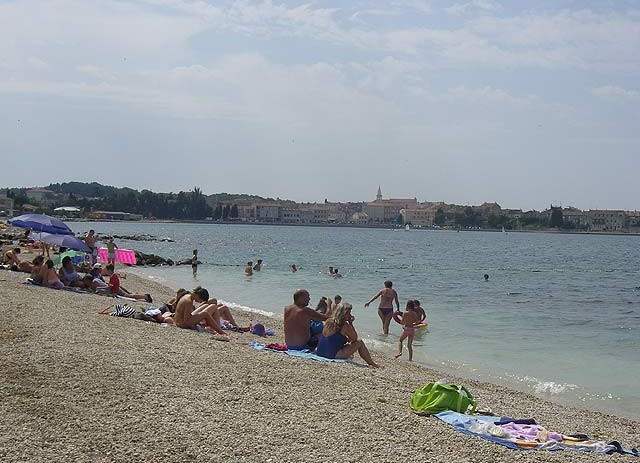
<box><xmin>2</xmin><ymin>230</ymin><xmax>427</xmax><ymax>368</ymax></box>
<box><xmin>281</xmin><ymin>281</ymin><xmax>428</xmax><ymax>366</ymax></box>
<box><xmin>1</xmin><ymin>232</ymin><xmax>152</xmax><ymax>302</ymax></box>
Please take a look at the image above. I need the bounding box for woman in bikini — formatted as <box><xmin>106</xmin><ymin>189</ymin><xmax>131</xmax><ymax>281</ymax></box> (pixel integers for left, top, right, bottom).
<box><xmin>316</xmin><ymin>303</ymin><xmax>379</xmax><ymax>368</ymax></box>
<box><xmin>365</xmin><ymin>280</ymin><xmax>400</xmax><ymax>335</ymax></box>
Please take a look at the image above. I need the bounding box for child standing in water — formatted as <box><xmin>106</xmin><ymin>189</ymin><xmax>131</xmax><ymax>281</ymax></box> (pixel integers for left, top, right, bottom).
<box><xmin>396</xmin><ymin>300</ymin><xmax>419</xmax><ymax>361</ymax></box>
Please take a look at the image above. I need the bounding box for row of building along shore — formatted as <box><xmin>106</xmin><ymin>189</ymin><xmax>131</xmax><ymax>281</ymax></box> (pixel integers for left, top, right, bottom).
<box><xmin>1</xmin><ymin>186</ymin><xmax>639</xmax><ymax>232</ymax></box>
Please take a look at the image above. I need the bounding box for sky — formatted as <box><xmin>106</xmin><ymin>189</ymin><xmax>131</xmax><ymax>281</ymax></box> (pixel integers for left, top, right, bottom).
<box><xmin>1</xmin><ymin>0</ymin><xmax>639</xmax><ymax>211</ymax></box>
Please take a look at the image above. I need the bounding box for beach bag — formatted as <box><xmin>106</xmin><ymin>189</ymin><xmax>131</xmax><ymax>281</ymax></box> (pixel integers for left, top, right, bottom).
<box><xmin>410</xmin><ymin>382</ymin><xmax>477</xmax><ymax>416</ymax></box>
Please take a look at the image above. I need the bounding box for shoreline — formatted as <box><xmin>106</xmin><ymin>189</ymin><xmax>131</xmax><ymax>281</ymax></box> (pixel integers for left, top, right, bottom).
<box><xmin>55</xmin><ymin>218</ymin><xmax>640</xmax><ymax>237</ymax></box>
<box><xmin>2</xmin><ymin>268</ymin><xmax>638</xmax><ymax>462</ymax></box>
<box><xmin>123</xmin><ymin>266</ymin><xmax>639</xmax><ymax>423</ymax></box>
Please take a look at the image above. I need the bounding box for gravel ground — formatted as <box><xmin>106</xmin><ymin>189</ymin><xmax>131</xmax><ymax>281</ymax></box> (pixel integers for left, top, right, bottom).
<box><xmin>1</xmin><ymin>266</ymin><xmax>638</xmax><ymax>463</ymax></box>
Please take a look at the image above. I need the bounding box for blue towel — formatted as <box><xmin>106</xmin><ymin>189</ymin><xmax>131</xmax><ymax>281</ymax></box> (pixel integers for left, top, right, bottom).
<box><xmin>435</xmin><ymin>411</ymin><xmax>638</xmax><ymax>455</ymax></box>
<box><xmin>250</xmin><ymin>341</ymin><xmax>351</xmax><ymax>363</ymax></box>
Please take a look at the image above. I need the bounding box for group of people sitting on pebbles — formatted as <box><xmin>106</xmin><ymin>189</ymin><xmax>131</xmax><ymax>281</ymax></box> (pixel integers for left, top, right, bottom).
<box><xmin>4</xmin><ymin>242</ymin><xmax>421</xmax><ymax>369</ymax></box>
<box><xmin>282</xmin><ymin>281</ymin><xmax>428</xmax><ymax>367</ymax></box>
<box><xmin>283</xmin><ymin>288</ymin><xmax>381</xmax><ymax>367</ymax></box>
<box><xmin>1</xmin><ymin>246</ymin><xmax>152</xmax><ymax>302</ymax></box>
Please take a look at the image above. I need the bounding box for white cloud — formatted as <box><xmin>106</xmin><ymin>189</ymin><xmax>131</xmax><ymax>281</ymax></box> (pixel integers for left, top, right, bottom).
<box><xmin>592</xmin><ymin>85</ymin><xmax>640</xmax><ymax>101</ymax></box>
<box><xmin>76</xmin><ymin>65</ymin><xmax>116</xmax><ymax>81</ymax></box>
<box><xmin>445</xmin><ymin>0</ymin><xmax>500</xmax><ymax>16</ymax></box>
<box><xmin>27</xmin><ymin>57</ymin><xmax>50</xmax><ymax>71</ymax></box>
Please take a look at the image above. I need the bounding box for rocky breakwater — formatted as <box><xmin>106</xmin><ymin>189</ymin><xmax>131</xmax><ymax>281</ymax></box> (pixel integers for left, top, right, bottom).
<box><xmin>134</xmin><ymin>250</ymin><xmax>174</xmax><ymax>267</ymax></box>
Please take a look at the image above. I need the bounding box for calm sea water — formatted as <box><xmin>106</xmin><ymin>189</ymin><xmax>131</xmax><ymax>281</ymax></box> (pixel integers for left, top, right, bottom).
<box><xmin>72</xmin><ymin>222</ymin><xmax>640</xmax><ymax>419</ymax></box>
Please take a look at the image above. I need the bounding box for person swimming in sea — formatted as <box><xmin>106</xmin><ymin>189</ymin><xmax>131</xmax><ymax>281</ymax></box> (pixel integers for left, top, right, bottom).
<box><xmin>365</xmin><ymin>280</ymin><xmax>400</xmax><ymax>335</ymax></box>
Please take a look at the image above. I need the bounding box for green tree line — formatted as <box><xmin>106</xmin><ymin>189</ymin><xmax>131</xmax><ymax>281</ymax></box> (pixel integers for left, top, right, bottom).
<box><xmin>8</xmin><ymin>183</ymin><xmax>216</xmax><ymax>220</ymax></box>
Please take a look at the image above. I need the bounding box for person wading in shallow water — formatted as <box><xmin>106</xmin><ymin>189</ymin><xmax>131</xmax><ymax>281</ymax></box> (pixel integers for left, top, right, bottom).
<box><xmin>191</xmin><ymin>249</ymin><xmax>198</xmax><ymax>277</ymax></box>
<box><xmin>365</xmin><ymin>280</ymin><xmax>400</xmax><ymax>335</ymax></box>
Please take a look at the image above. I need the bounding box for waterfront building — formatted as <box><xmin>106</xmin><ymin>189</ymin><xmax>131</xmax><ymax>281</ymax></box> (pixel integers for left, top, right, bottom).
<box><xmin>363</xmin><ymin>187</ymin><xmax>418</xmax><ymax>223</ymax></box>
<box><xmin>401</xmin><ymin>205</ymin><xmax>436</xmax><ymax>227</ymax></box>
<box><xmin>87</xmin><ymin>211</ymin><xmax>143</xmax><ymax>221</ymax></box>
<box><xmin>562</xmin><ymin>208</ymin><xmax>587</xmax><ymax>229</ymax></box>
<box><xmin>587</xmin><ymin>210</ymin><xmax>626</xmax><ymax>231</ymax></box>
<box><xmin>255</xmin><ymin>203</ymin><xmax>281</xmax><ymax>222</ymax></box>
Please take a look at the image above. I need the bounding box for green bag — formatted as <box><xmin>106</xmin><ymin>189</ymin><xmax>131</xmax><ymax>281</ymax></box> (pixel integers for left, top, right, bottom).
<box><xmin>410</xmin><ymin>382</ymin><xmax>477</xmax><ymax>416</ymax></box>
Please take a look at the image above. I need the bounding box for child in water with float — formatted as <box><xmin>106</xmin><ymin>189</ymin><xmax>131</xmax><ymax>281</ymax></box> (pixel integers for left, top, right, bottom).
<box><xmin>395</xmin><ymin>300</ymin><xmax>421</xmax><ymax>361</ymax></box>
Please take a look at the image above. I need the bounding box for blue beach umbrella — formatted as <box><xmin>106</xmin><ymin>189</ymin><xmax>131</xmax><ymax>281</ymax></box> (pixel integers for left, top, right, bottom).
<box><xmin>31</xmin><ymin>232</ymin><xmax>91</xmax><ymax>253</ymax></box>
<box><xmin>9</xmin><ymin>213</ymin><xmax>73</xmax><ymax>235</ymax></box>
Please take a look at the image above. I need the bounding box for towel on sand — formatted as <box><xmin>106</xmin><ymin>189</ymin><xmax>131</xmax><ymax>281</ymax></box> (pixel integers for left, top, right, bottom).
<box><xmin>435</xmin><ymin>411</ymin><xmax>638</xmax><ymax>455</ymax></box>
<box><xmin>250</xmin><ymin>341</ymin><xmax>351</xmax><ymax>363</ymax></box>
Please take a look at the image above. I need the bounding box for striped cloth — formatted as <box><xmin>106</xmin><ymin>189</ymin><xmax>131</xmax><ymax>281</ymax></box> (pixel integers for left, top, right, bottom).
<box><xmin>110</xmin><ymin>304</ymin><xmax>138</xmax><ymax>318</ymax></box>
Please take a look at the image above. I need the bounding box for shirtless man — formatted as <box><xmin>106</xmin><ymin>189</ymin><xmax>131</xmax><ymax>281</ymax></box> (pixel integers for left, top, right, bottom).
<box><xmin>174</xmin><ymin>286</ymin><xmax>226</xmax><ymax>335</ymax></box>
<box><xmin>39</xmin><ymin>259</ymin><xmax>64</xmax><ymax>289</ymax></box>
<box><xmin>244</xmin><ymin>262</ymin><xmax>253</xmax><ymax>276</ymax></box>
<box><xmin>284</xmin><ymin>289</ymin><xmax>328</xmax><ymax>351</ymax></box>
<box><xmin>365</xmin><ymin>280</ymin><xmax>400</xmax><ymax>335</ymax></box>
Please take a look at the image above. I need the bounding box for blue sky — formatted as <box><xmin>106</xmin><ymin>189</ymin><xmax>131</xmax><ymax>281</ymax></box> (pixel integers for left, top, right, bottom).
<box><xmin>1</xmin><ymin>0</ymin><xmax>638</xmax><ymax>210</ymax></box>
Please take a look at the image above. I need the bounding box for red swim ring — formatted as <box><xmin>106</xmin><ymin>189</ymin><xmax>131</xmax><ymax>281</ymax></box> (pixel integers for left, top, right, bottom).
<box><xmin>393</xmin><ymin>310</ymin><xmax>404</xmax><ymax>324</ymax></box>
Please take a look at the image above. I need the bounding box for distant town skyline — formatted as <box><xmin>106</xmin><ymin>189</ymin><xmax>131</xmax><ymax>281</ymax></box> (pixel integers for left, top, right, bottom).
<box><xmin>4</xmin><ymin>182</ymin><xmax>637</xmax><ymax>215</ymax></box>
<box><xmin>1</xmin><ymin>1</ymin><xmax>638</xmax><ymax>211</ymax></box>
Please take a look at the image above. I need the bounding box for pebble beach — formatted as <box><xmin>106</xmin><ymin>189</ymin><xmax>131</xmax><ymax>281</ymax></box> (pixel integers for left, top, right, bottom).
<box><xmin>1</xmin><ymin>264</ymin><xmax>638</xmax><ymax>463</ymax></box>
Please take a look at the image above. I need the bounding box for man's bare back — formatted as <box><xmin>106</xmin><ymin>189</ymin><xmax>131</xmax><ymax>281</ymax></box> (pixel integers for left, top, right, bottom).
<box><xmin>284</xmin><ymin>289</ymin><xmax>327</xmax><ymax>348</ymax></box>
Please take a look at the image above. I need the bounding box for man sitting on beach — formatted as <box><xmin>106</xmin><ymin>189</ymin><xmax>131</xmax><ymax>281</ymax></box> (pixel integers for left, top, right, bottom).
<box><xmin>284</xmin><ymin>289</ymin><xmax>328</xmax><ymax>351</ymax></box>
<box><xmin>174</xmin><ymin>286</ymin><xmax>226</xmax><ymax>335</ymax></box>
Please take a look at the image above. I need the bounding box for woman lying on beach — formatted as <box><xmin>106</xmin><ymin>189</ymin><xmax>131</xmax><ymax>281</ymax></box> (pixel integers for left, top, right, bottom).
<box><xmin>2</xmin><ymin>247</ymin><xmax>34</xmax><ymax>273</ymax></box>
<box><xmin>316</xmin><ymin>303</ymin><xmax>380</xmax><ymax>368</ymax></box>
<box><xmin>174</xmin><ymin>286</ymin><xmax>227</xmax><ymax>335</ymax></box>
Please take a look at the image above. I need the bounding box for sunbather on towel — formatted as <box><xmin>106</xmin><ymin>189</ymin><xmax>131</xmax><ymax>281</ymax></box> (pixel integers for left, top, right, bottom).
<box><xmin>2</xmin><ymin>247</ymin><xmax>34</xmax><ymax>273</ymax></box>
<box><xmin>104</xmin><ymin>263</ymin><xmax>152</xmax><ymax>302</ymax></box>
<box><xmin>174</xmin><ymin>286</ymin><xmax>226</xmax><ymax>336</ymax></box>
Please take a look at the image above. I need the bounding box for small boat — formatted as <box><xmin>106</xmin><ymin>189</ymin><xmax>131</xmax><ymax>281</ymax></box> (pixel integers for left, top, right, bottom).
<box><xmin>405</xmin><ymin>224</ymin><xmax>410</xmax><ymax>231</ymax></box>
<box><xmin>502</xmin><ymin>226</ymin><xmax>506</xmax><ymax>234</ymax></box>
